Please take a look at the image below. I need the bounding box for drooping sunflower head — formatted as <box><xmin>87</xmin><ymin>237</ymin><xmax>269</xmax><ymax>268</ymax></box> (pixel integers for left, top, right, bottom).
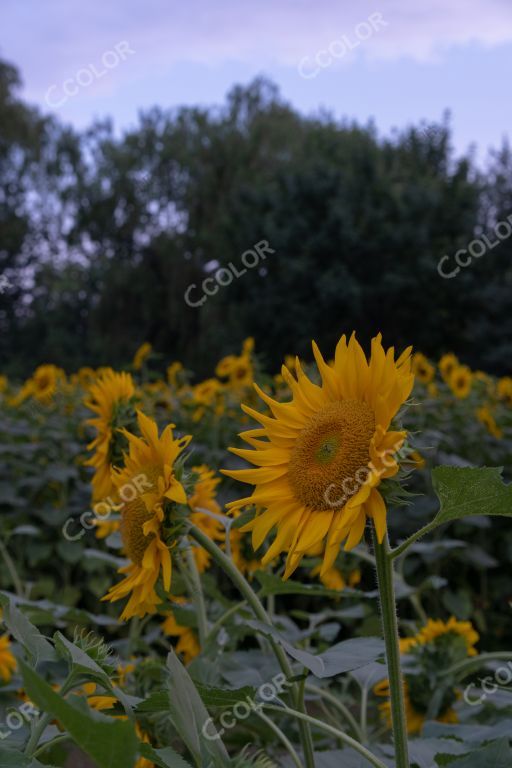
<box><xmin>223</xmin><ymin>332</ymin><xmax>414</xmax><ymax>579</ymax></box>
<box><xmin>84</xmin><ymin>370</ymin><xmax>137</xmax><ymax>501</ymax></box>
<box><xmin>102</xmin><ymin>410</ymin><xmax>192</xmax><ymax>621</ymax></box>
<box><xmin>448</xmin><ymin>365</ymin><xmax>472</xmax><ymax>399</ymax></box>
<box><xmin>412</xmin><ymin>353</ymin><xmax>435</xmax><ymax>385</ymax></box>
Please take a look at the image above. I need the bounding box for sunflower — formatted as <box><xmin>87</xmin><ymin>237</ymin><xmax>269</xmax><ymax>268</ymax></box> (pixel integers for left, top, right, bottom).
<box><xmin>188</xmin><ymin>466</ymin><xmax>225</xmax><ymax>572</ymax></box>
<box><xmin>497</xmin><ymin>376</ymin><xmax>512</xmax><ymax>407</ymax></box>
<box><xmin>476</xmin><ymin>404</ymin><xmax>503</xmax><ymax>439</ymax></box>
<box><xmin>27</xmin><ymin>365</ymin><xmax>65</xmax><ymax>405</ymax></box>
<box><xmin>84</xmin><ymin>370</ymin><xmax>136</xmax><ymax>501</ymax></box>
<box><xmin>223</xmin><ymin>332</ymin><xmax>414</xmax><ymax>578</ymax></box>
<box><xmin>0</xmin><ymin>635</ymin><xmax>16</xmax><ymax>682</ymax></box>
<box><xmin>413</xmin><ymin>617</ymin><xmax>479</xmax><ymax>656</ymax></box>
<box><xmin>0</xmin><ymin>375</ymin><xmax>8</xmax><ymax>394</ymax></box>
<box><xmin>162</xmin><ymin>612</ymin><xmax>200</xmax><ymax>664</ymax></box>
<box><xmin>374</xmin><ymin>679</ymin><xmax>457</xmax><ymax>735</ymax></box>
<box><xmin>102</xmin><ymin>411</ymin><xmax>191</xmax><ymax>621</ymax></box>
<box><xmin>448</xmin><ymin>365</ymin><xmax>472</xmax><ymax>399</ymax></box>
<box><xmin>411</xmin><ymin>353</ymin><xmax>435</xmax><ymax>384</ymax></box>
<box><xmin>376</xmin><ymin>617</ymin><xmax>478</xmax><ymax>734</ymax></box>
<box><xmin>133</xmin><ymin>342</ymin><xmax>152</xmax><ymax>371</ymax></box>
<box><xmin>439</xmin><ymin>353</ymin><xmax>459</xmax><ymax>383</ymax></box>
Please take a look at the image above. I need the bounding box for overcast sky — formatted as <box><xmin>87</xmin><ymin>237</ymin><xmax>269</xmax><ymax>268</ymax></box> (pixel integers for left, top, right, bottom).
<box><xmin>1</xmin><ymin>0</ymin><xmax>511</xmax><ymax>160</ymax></box>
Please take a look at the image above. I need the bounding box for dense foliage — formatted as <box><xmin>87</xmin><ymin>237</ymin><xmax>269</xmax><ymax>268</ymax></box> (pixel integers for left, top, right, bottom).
<box><xmin>0</xmin><ymin>340</ymin><xmax>511</xmax><ymax>766</ymax></box>
<box><xmin>1</xmin><ymin>59</ymin><xmax>512</xmax><ymax>377</ymax></box>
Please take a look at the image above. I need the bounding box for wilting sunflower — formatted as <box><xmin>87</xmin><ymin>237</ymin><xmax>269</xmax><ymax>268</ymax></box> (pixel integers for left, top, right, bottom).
<box><xmin>375</xmin><ymin>617</ymin><xmax>479</xmax><ymax>734</ymax></box>
<box><xmin>439</xmin><ymin>353</ymin><xmax>459</xmax><ymax>383</ymax></box>
<box><xmin>102</xmin><ymin>411</ymin><xmax>191</xmax><ymax>621</ymax></box>
<box><xmin>84</xmin><ymin>370</ymin><xmax>137</xmax><ymax>501</ymax></box>
<box><xmin>411</xmin><ymin>353</ymin><xmax>435</xmax><ymax>384</ymax></box>
<box><xmin>188</xmin><ymin>465</ymin><xmax>225</xmax><ymax>572</ymax></box>
<box><xmin>223</xmin><ymin>333</ymin><xmax>414</xmax><ymax>578</ymax></box>
<box><xmin>0</xmin><ymin>635</ymin><xmax>16</xmax><ymax>682</ymax></box>
<box><xmin>132</xmin><ymin>342</ymin><xmax>152</xmax><ymax>371</ymax></box>
<box><xmin>448</xmin><ymin>365</ymin><xmax>472</xmax><ymax>399</ymax></box>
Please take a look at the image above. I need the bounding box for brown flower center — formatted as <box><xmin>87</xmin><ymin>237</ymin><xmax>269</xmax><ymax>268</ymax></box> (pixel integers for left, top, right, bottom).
<box><xmin>288</xmin><ymin>400</ymin><xmax>375</xmax><ymax>511</ymax></box>
<box><xmin>120</xmin><ymin>465</ymin><xmax>161</xmax><ymax>565</ymax></box>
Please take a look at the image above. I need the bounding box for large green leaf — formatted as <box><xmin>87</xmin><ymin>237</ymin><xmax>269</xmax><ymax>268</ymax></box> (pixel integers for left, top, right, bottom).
<box><xmin>0</xmin><ymin>593</ymin><xmax>57</xmax><ymax>664</ymax></box>
<box><xmin>431</xmin><ymin>466</ymin><xmax>512</xmax><ymax>527</ymax></box>
<box><xmin>247</xmin><ymin>620</ymin><xmax>384</xmax><ymax>678</ymax></box>
<box><xmin>166</xmin><ymin>651</ymin><xmax>229</xmax><ymax>768</ymax></box>
<box><xmin>446</xmin><ymin>738</ymin><xmax>512</xmax><ymax>767</ymax></box>
<box><xmin>19</xmin><ymin>660</ymin><xmax>138</xmax><ymax>768</ymax></box>
<box><xmin>0</xmin><ymin>748</ymin><xmax>56</xmax><ymax>767</ymax></box>
<box><xmin>139</xmin><ymin>742</ymin><xmax>194</xmax><ymax>768</ymax></box>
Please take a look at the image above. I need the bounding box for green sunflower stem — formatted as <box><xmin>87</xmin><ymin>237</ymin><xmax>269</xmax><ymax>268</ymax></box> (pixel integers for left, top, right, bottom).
<box><xmin>186</xmin><ymin>522</ymin><xmax>315</xmax><ymax>768</ymax></box>
<box><xmin>184</xmin><ymin>543</ymin><xmax>209</xmax><ymax>646</ymax></box>
<box><xmin>373</xmin><ymin>529</ymin><xmax>410</xmax><ymax>768</ymax></box>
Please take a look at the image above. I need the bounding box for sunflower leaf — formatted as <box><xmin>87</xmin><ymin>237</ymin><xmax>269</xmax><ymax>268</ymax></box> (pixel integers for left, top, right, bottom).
<box><xmin>431</xmin><ymin>466</ymin><xmax>512</xmax><ymax>526</ymax></box>
<box><xmin>19</xmin><ymin>659</ymin><xmax>138</xmax><ymax>768</ymax></box>
<box><xmin>0</xmin><ymin>593</ymin><xmax>57</xmax><ymax>665</ymax></box>
<box><xmin>247</xmin><ymin>620</ymin><xmax>384</xmax><ymax>678</ymax></box>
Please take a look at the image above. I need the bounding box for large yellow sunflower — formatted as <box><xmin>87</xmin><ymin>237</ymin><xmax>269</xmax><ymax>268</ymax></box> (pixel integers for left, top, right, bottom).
<box><xmin>223</xmin><ymin>333</ymin><xmax>414</xmax><ymax>578</ymax></box>
<box><xmin>84</xmin><ymin>370</ymin><xmax>136</xmax><ymax>501</ymax></box>
<box><xmin>102</xmin><ymin>411</ymin><xmax>191</xmax><ymax>621</ymax></box>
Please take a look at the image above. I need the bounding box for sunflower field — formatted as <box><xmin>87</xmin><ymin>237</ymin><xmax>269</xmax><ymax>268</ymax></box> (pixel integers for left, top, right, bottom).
<box><xmin>0</xmin><ymin>334</ymin><xmax>512</xmax><ymax>768</ymax></box>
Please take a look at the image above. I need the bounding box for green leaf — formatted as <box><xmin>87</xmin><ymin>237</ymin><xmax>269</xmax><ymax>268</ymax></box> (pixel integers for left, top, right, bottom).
<box><xmin>0</xmin><ymin>747</ymin><xmax>56</xmax><ymax>767</ymax></box>
<box><xmin>194</xmin><ymin>682</ymin><xmax>257</xmax><ymax>709</ymax></box>
<box><xmin>431</xmin><ymin>466</ymin><xmax>512</xmax><ymax>527</ymax></box>
<box><xmin>0</xmin><ymin>593</ymin><xmax>57</xmax><ymax>664</ymax></box>
<box><xmin>446</xmin><ymin>738</ymin><xmax>512</xmax><ymax>767</ymax></box>
<box><xmin>139</xmin><ymin>742</ymin><xmax>194</xmax><ymax>768</ymax></box>
<box><xmin>255</xmin><ymin>571</ymin><xmax>367</xmax><ymax>599</ymax></box>
<box><xmin>19</xmin><ymin>660</ymin><xmax>138</xmax><ymax>768</ymax></box>
<box><xmin>247</xmin><ymin>621</ymin><xmax>384</xmax><ymax>678</ymax></box>
<box><xmin>166</xmin><ymin>651</ymin><xmax>229</xmax><ymax>767</ymax></box>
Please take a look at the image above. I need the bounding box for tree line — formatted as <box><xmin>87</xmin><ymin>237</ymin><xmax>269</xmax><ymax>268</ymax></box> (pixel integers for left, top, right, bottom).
<box><xmin>1</xmin><ymin>59</ymin><xmax>511</xmax><ymax>378</ymax></box>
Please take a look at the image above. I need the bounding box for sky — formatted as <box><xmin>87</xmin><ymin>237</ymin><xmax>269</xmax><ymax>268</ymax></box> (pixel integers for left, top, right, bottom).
<box><xmin>1</xmin><ymin>0</ymin><xmax>511</xmax><ymax>161</ymax></box>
